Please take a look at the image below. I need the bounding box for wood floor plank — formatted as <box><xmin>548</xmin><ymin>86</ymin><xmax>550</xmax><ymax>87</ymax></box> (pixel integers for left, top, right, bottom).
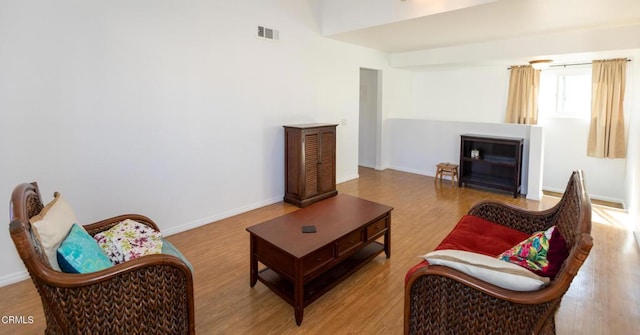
<box><xmin>0</xmin><ymin>167</ymin><xmax>638</xmax><ymax>334</ymax></box>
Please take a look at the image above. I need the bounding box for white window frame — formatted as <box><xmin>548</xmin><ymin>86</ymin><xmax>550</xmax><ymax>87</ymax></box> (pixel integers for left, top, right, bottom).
<box><xmin>541</xmin><ymin>66</ymin><xmax>592</xmax><ymax>120</ymax></box>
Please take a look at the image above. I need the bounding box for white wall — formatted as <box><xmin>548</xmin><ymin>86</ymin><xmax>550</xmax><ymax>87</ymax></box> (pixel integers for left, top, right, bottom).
<box><xmin>539</xmin><ymin>117</ymin><xmax>627</xmax><ymax>203</ymax></box>
<box><xmin>536</xmin><ymin>56</ymin><xmax>638</xmax><ymax>205</ymax></box>
<box><xmin>408</xmin><ymin>66</ymin><xmax>508</xmax><ymax>121</ymax></box>
<box><xmin>381</xmin><ymin>69</ymin><xmax>414</xmax><ymax>170</ymax></box>
<box><xmin>386</xmin><ymin>18</ymin><xmax>640</xmax><ymax>209</ymax></box>
<box><xmin>625</xmin><ymin>53</ymin><xmax>640</xmax><ymax>237</ymax></box>
<box><xmin>403</xmin><ymin>58</ymin><xmax>634</xmax><ymax>204</ymax></box>
<box><xmin>384</xmin><ymin>119</ymin><xmax>532</xmax><ymax>196</ymax></box>
<box><xmin>527</xmin><ymin>126</ymin><xmax>545</xmax><ymax>200</ymax></box>
<box><xmin>0</xmin><ymin>0</ymin><xmax>412</xmax><ymax>285</ymax></box>
<box><xmin>358</xmin><ymin>68</ymin><xmax>377</xmax><ymax>168</ymax></box>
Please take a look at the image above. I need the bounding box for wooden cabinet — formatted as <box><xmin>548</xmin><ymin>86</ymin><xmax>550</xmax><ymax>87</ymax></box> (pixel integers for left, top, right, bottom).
<box><xmin>459</xmin><ymin>134</ymin><xmax>524</xmax><ymax>198</ymax></box>
<box><xmin>284</xmin><ymin>124</ymin><xmax>338</xmax><ymax>207</ymax></box>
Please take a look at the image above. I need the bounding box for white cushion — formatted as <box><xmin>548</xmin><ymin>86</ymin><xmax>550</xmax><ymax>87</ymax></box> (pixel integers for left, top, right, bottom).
<box><xmin>30</xmin><ymin>192</ymin><xmax>78</xmax><ymax>271</ymax></box>
<box><xmin>423</xmin><ymin>249</ymin><xmax>550</xmax><ymax>291</ymax></box>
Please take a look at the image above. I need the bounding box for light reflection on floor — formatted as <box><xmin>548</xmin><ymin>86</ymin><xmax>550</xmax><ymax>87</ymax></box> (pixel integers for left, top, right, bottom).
<box><xmin>590</xmin><ymin>204</ymin><xmax>639</xmax><ymax>254</ymax></box>
<box><xmin>591</xmin><ymin>204</ymin><xmax>630</xmax><ymax>228</ymax></box>
<box><xmin>544</xmin><ymin>193</ymin><xmax>638</xmax><ymax>252</ymax></box>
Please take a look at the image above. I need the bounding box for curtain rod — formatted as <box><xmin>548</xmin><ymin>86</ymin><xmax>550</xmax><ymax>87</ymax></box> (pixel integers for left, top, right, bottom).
<box><xmin>550</xmin><ymin>58</ymin><xmax>631</xmax><ymax>68</ymax></box>
<box><xmin>508</xmin><ymin>58</ymin><xmax>631</xmax><ymax>70</ymax></box>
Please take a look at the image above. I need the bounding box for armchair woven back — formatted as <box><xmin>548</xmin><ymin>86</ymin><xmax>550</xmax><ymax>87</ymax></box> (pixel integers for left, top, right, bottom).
<box><xmin>405</xmin><ymin>170</ymin><xmax>593</xmax><ymax>335</ymax></box>
<box><xmin>9</xmin><ymin>182</ymin><xmax>195</xmax><ymax>335</ymax></box>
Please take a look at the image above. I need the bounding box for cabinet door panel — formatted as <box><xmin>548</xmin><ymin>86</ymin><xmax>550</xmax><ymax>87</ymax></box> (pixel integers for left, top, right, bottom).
<box><xmin>319</xmin><ymin>130</ymin><xmax>335</xmax><ymax>193</ymax></box>
<box><xmin>304</xmin><ymin>133</ymin><xmax>319</xmax><ymax>198</ymax></box>
<box><xmin>286</xmin><ymin>131</ymin><xmax>301</xmax><ymax>195</ymax></box>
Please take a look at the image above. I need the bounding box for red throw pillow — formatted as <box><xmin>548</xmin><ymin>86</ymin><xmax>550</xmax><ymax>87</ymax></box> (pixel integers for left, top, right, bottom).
<box><xmin>498</xmin><ymin>226</ymin><xmax>569</xmax><ymax>279</ymax></box>
<box><xmin>544</xmin><ymin>226</ymin><xmax>569</xmax><ymax>278</ymax></box>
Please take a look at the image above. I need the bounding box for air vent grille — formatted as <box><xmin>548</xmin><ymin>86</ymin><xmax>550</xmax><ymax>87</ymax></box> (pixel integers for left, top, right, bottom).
<box><xmin>257</xmin><ymin>26</ymin><xmax>279</xmax><ymax>40</ymax></box>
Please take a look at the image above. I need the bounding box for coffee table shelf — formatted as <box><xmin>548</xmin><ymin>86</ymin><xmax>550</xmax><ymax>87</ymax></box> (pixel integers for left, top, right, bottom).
<box><xmin>257</xmin><ymin>242</ymin><xmax>385</xmax><ymax>307</ymax></box>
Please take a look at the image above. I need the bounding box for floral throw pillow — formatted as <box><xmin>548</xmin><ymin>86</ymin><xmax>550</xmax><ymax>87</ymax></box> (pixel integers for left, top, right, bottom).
<box><xmin>497</xmin><ymin>225</ymin><xmax>568</xmax><ymax>278</ymax></box>
<box><xmin>94</xmin><ymin>219</ymin><xmax>163</xmax><ymax>264</ymax></box>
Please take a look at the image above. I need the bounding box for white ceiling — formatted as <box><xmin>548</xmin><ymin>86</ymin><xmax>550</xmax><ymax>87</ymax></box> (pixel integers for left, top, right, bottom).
<box><xmin>324</xmin><ymin>0</ymin><xmax>640</xmax><ymax>53</ymax></box>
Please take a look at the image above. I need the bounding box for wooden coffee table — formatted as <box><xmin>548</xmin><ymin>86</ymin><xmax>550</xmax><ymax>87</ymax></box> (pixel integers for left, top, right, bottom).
<box><xmin>246</xmin><ymin>194</ymin><xmax>393</xmax><ymax>325</ymax></box>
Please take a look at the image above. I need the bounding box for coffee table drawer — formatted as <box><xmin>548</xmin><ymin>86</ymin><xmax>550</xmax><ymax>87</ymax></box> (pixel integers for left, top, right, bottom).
<box><xmin>337</xmin><ymin>230</ymin><xmax>364</xmax><ymax>256</ymax></box>
<box><xmin>255</xmin><ymin>239</ymin><xmax>294</xmax><ymax>276</ymax></box>
<box><xmin>366</xmin><ymin>217</ymin><xmax>387</xmax><ymax>240</ymax></box>
<box><xmin>302</xmin><ymin>245</ymin><xmax>334</xmax><ymax>276</ymax></box>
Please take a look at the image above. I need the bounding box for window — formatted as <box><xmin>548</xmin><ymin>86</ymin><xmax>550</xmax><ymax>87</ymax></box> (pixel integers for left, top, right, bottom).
<box><xmin>538</xmin><ymin>67</ymin><xmax>591</xmax><ymax>119</ymax></box>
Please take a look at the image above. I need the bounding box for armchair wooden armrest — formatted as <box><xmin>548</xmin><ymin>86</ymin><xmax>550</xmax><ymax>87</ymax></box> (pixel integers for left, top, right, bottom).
<box><xmin>83</xmin><ymin>214</ymin><xmax>160</xmax><ymax>235</ymax></box>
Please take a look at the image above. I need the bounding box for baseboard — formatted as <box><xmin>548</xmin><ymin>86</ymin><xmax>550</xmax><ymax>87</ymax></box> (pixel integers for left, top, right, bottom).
<box><xmin>117</xmin><ymin>173</ymin><xmax>366</xmax><ymax>238</ymax></box>
<box><xmin>542</xmin><ymin>186</ymin><xmax>625</xmax><ymax>208</ymax></box>
<box><xmin>0</xmin><ymin>271</ymin><xmax>30</xmax><ymax>288</ymax></box>
<box><xmin>385</xmin><ymin>165</ymin><xmax>433</xmax><ymax>177</ymax></box>
<box><xmin>386</xmin><ymin>165</ymin><xmax>464</xmax><ymax>182</ymax></box>
<box><xmin>162</xmin><ymin>195</ymin><xmax>283</xmax><ymax>236</ymax></box>
<box><xmin>337</xmin><ymin>173</ymin><xmax>359</xmax><ymax>184</ymax></box>
<box><xmin>148</xmin><ymin>173</ymin><xmax>364</xmax><ymax>237</ymax></box>
<box><xmin>526</xmin><ymin>191</ymin><xmax>543</xmax><ymax>201</ymax></box>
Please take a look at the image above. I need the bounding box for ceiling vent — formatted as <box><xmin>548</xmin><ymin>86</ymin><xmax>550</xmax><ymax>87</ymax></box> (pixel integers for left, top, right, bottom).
<box><xmin>257</xmin><ymin>26</ymin><xmax>279</xmax><ymax>41</ymax></box>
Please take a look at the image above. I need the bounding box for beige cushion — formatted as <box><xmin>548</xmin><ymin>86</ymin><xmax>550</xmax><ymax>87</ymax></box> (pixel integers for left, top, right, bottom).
<box><xmin>30</xmin><ymin>192</ymin><xmax>78</xmax><ymax>271</ymax></box>
<box><xmin>423</xmin><ymin>249</ymin><xmax>550</xmax><ymax>291</ymax></box>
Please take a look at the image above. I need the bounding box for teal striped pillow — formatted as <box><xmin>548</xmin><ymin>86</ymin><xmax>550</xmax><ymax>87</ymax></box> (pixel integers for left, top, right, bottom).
<box><xmin>57</xmin><ymin>224</ymin><xmax>113</xmax><ymax>273</ymax></box>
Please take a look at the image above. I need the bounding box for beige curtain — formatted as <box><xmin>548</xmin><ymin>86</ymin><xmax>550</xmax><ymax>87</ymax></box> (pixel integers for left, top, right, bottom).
<box><xmin>505</xmin><ymin>65</ymin><xmax>540</xmax><ymax>124</ymax></box>
<box><xmin>587</xmin><ymin>59</ymin><xmax>627</xmax><ymax>158</ymax></box>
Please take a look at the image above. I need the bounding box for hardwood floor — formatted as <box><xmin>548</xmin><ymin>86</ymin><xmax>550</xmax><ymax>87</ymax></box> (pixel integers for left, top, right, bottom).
<box><xmin>1</xmin><ymin>167</ymin><xmax>638</xmax><ymax>334</ymax></box>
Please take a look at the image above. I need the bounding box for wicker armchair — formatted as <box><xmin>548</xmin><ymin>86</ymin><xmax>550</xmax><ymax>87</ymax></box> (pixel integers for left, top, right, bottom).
<box><xmin>9</xmin><ymin>182</ymin><xmax>195</xmax><ymax>335</ymax></box>
<box><xmin>404</xmin><ymin>170</ymin><xmax>593</xmax><ymax>335</ymax></box>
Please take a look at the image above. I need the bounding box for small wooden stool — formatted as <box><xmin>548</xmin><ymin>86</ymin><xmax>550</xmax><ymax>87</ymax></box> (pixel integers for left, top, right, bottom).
<box><xmin>435</xmin><ymin>163</ymin><xmax>459</xmax><ymax>186</ymax></box>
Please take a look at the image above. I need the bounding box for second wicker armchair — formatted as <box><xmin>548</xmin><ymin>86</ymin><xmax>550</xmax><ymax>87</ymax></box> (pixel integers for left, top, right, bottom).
<box><xmin>404</xmin><ymin>170</ymin><xmax>593</xmax><ymax>335</ymax></box>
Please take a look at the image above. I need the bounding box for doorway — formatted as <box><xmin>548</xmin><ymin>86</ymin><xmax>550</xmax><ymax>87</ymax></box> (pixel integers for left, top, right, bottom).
<box><xmin>359</xmin><ymin>68</ymin><xmax>381</xmax><ymax>169</ymax></box>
